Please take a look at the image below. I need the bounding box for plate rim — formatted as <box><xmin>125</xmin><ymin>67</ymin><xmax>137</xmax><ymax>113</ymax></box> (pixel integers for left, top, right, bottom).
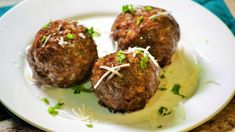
<box><xmin>0</xmin><ymin>0</ymin><xmax>235</xmax><ymax>131</ymax></box>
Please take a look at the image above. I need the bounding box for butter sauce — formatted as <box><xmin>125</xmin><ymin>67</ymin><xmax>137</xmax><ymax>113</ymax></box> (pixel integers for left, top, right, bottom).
<box><xmin>39</xmin><ymin>49</ymin><xmax>200</xmax><ymax>128</ymax></box>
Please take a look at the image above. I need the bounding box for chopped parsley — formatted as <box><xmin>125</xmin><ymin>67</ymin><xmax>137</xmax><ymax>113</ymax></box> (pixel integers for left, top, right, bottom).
<box><xmin>160</xmin><ymin>74</ymin><xmax>165</xmax><ymax>79</ymax></box>
<box><xmin>122</xmin><ymin>4</ymin><xmax>135</xmax><ymax>14</ymax></box>
<box><xmin>144</xmin><ymin>6</ymin><xmax>153</xmax><ymax>11</ymax></box>
<box><xmin>150</xmin><ymin>15</ymin><xmax>158</xmax><ymax>22</ymax></box>
<box><xmin>171</xmin><ymin>84</ymin><xmax>185</xmax><ymax>98</ymax></box>
<box><xmin>137</xmin><ymin>16</ymin><xmax>144</xmax><ymax>26</ymax></box>
<box><xmin>158</xmin><ymin>106</ymin><xmax>171</xmax><ymax>116</ymax></box>
<box><xmin>47</xmin><ymin>100</ymin><xmax>64</xmax><ymax>116</ymax></box>
<box><xmin>41</xmin><ymin>97</ymin><xmax>50</xmax><ymax>105</ymax></box>
<box><xmin>136</xmin><ymin>49</ymin><xmax>143</xmax><ymax>54</ymax></box>
<box><xmin>66</xmin><ymin>33</ymin><xmax>75</xmax><ymax>39</ymax></box>
<box><xmin>157</xmin><ymin>125</ymin><xmax>162</xmax><ymax>128</ymax></box>
<box><xmin>40</xmin><ymin>36</ymin><xmax>46</xmax><ymax>43</ymax></box>
<box><xmin>43</xmin><ymin>20</ymin><xmax>51</xmax><ymax>29</ymax></box>
<box><xmin>116</xmin><ymin>51</ymin><xmax>126</xmax><ymax>63</ymax></box>
<box><xmin>86</xmin><ymin>124</ymin><xmax>93</xmax><ymax>128</ymax></box>
<box><xmin>140</xmin><ymin>55</ymin><xmax>149</xmax><ymax>69</ymax></box>
<box><xmin>159</xmin><ymin>87</ymin><xmax>167</xmax><ymax>91</ymax></box>
<box><xmin>86</xmin><ymin>27</ymin><xmax>100</xmax><ymax>37</ymax></box>
<box><xmin>71</xmin><ymin>81</ymin><xmax>93</xmax><ymax>94</ymax></box>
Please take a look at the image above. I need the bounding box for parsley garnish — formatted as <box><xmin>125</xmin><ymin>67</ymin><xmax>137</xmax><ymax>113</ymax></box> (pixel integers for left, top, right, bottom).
<box><xmin>158</xmin><ymin>106</ymin><xmax>171</xmax><ymax>116</ymax></box>
<box><xmin>159</xmin><ymin>87</ymin><xmax>167</xmax><ymax>91</ymax></box>
<box><xmin>137</xmin><ymin>16</ymin><xmax>144</xmax><ymax>26</ymax></box>
<box><xmin>160</xmin><ymin>74</ymin><xmax>165</xmax><ymax>79</ymax></box>
<box><xmin>86</xmin><ymin>124</ymin><xmax>93</xmax><ymax>128</ymax></box>
<box><xmin>136</xmin><ymin>49</ymin><xmax>143</xmax><ymax>54</ymax></box>
<box><xmin>171</xmin><ymin>84</ymin><xmax>185</xmax><ymax>98</ymax></box>
<box><xmin>66</xmin><ymin>33</ymin><xmax>75</xmax><ymax>39</ymax></box>
<box><xmin>48</xmin><ymin>100</ymin><xmax>64</xmax><ymax>116</ymax></box>
<box><xmin>116</xmin><ymin>51</ymin><xmax>126</xmax><ymax>64</ymax></box>
<box><xmin>86</xmin><ymin>27</ymin><xmax>100</xmax><ymax>37</ymax></box>
<box><xmin>122</xmin><ymin>4</ymin><xmax>135</xmax><ymax>14</ymax></box>
<box><xmin>150</xmin><ymin>16</ymin><xmax>158</xmax><ymax>22</ymax></box>
<box><xmin>140</xmin><ymin>55</ymin><xmax>149</xmax><ymax>69</ymax></box>
<box><xmin>71</xmin><ymin>81</ymin><xmax>93</xmax><ymax>94</ymax></box>
<box><xmin>40</xmin><ymin>36</ymin><xmax>46</xmax><ymax>43</ymax></box>
<box><xmin>144</xmin><ymin>6</ymin><xmax>153</xmax><ymax>11</ymax></box>
<box><xmin>157</xmin><ymin>125</ymin><xmax>162</xmax><ymax>128</ymax></box>
<box><xmin>43</xmin><ymin>20</ymin><xmax>51</xmax><ymax>29</ymax></box>
<box><xmin>41</xmin><ymin>97</ymin><xmax>50</xmax><ymax>105</ymax></box>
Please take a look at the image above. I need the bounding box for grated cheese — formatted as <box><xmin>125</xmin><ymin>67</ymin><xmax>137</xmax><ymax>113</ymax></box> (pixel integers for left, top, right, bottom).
<box><xmin>100</xmin><ymin>66</ymin><xmax>123</xmax><ymax>77</ymax></box>
<box><xmin>94</xmin><ymin>63</ymin><xmax>130</xmax><ymax>89</ymax></box>
<box><xmin>148</xmin><ymin>11</ymin><xmax>171</xmax><ymax>20</ymax></box>
<box><xmin>58</xmin><ymin>36</ymin><xmax>68</xmax><ymax>46</ymax></box>
<box><xmin>107</xmin><ymin>67</ymin><xmax>120</xmax><ymax>80</ymax></box>
<box><xmin>58</xmin><ymin>24</ymin><xmax>62</xmax><ymax>31</ymax></box>
<box><xmin>124</xmin><ymin>46</ymin><xmax>160</xmax><ymax>76</ymax></box>
<box><xmin>42</xmin><ymin>35</ymin><xmax>51</xmax><ymax>47</ymax></box>
<box><xmin>72</xmin><ymin>105</ymin><xmax>97</xmax><ymax>123</ymax></box>
<box><xmin>78</xmin><ymin>33</ymin><xmax>86</xmax><ymax>39</ymax></box>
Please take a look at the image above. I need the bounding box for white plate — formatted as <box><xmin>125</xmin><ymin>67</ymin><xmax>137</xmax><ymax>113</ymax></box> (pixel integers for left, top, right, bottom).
<box><xmin>0</xmin><ymin>0</ymin><xmax>235</xmax><ymax>131</ymax></box>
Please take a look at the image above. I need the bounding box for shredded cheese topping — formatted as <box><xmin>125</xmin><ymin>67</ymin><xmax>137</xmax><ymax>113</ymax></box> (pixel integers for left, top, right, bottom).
<box><xmin>58</xmin><ymin>24</ymin><xmax>62</xmax><ymax>31</ymax></box>
<box><xmin>94</xmin><ymin>63</ymin><xmax>130</xmax><ymax>89</ymax></box>
<box><xmin>78</xmin><ymin>33</ymin><xmax>86</xmax><ymax>39</ymax></box>
<box><xmin>148</xmin><ymin>11</ymin><xmax>171</xmax><ymax>20</ymax></box>
<box><xmin>42</xmin><ymin>35</ymin><xmax>51</xmax><ymax>47</ymax></box>
<box><xmin>58</xmin><ymin>36</ymin><xmax>68</xmax><ymax>46</ymax></box>
<box><xmin>94</xmin><ymin>46</ymin><xmax>160</xmax><ymax>89</ymax></box>
<box><xmin>123</xmin><ymin>46</ymin><xmax>160</xmax><ymax>76</ymax></box>
<box><xmin>100</xmin><ymin>65</ymin><xmax>123</xmax><ymax>77</ymax></box>
<box><xmin>72</xmin><ymin>104</ymin><xmax>97</xmax><ymax>123</ymax></box>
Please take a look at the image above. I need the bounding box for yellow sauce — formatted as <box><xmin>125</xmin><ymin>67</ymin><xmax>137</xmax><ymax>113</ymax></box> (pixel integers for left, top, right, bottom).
<box><xmin>40</xmin><ymin>49</ymin><xmax>200</xmax><ymax>129</ymax></box>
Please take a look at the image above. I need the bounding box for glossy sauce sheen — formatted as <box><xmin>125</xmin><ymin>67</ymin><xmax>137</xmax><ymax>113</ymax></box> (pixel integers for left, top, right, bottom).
<box><xmin>40</xmin><ymin>49</ymin><xmax>200</xmax><ymax>128</ymax></box>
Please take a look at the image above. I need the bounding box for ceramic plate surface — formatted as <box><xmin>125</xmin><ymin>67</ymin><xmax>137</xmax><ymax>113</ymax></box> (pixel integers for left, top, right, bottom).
<box><xmin>0</xmin><ymin>0</ymin><xmax>235</xmax><ymax>131</ymax></box>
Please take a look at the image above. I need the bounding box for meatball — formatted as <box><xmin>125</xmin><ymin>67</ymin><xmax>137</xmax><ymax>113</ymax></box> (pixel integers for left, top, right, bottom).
<box><xmin>111</xmin><ymin>5</ymin><xmax>180</xmax><ymax>67</ymax></box>
<box><xmin>91</xmin><ymin>47</ymin><xmax>160</xmax><ymax>112</ymax></box>
<box><xmin>27</xmin><ymin>20</ymin><xmax>98</xmax><ymax>88</ymax></box>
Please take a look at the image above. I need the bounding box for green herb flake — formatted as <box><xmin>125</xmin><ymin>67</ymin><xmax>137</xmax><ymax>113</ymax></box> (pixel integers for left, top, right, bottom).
<box><xmin>86</xmin><ymin>124</ymin><xmax>93</xmax><ymax>128</ymax></box>
<box><xmin>150</xmin><ymin>16</ymin><xmax>158</xmax><ymax>22</ymax></box>
<box><xmin>86</xmin><ymin>27</ymin><xmax>100</xmax><ymax>37</ymax></box>
<box><xmin>40</xmin><ymin>36</ymin><xmax>46</xmax><ymax>43</ymax></box>
<box><xmin>157</xmin><ymin>125</ymin><xmax>162</xmax><ymax>128</ymax></box>
<box><xmin>71</xmin><ymin>81</ymin><xmax>93</xmax><ymax>94</ymax></box>
<box><xmin>47</xmin><ymin>100</ymin><xmax>64</xmax><ymax>116</ymax></box>
<box><xmin>43</xmin><ymin>20</ymin><xmax>52</xmax><ymax>29</ymax></box>
<box><xmin>140</xmin><ymin>55</ymin><xmax>149</xmax><ymax>69</ymax></box>
<box><xmin>160</xmin><ymin>74</ymin><xmax>165</xmax><ymax>79</ymax></box>
<box><xmin>48</xmin><ymin>106</ymin><xmax>58</xmax><ymax>116</ymax></box>
<box><xmin>137</xmin><ymin>16</ymin><xmax>144</xmax><ymax>26</ymax></box>
<box><xmin>159</xmin><ymin>87</ymin><xmax>167</xmax><ymax>91</ymax></box>
<box><xmin>41</xmin><ymin>97</ymin><xmax>50</xmax><ymax>105</ymax></box>
<box><xmin>136</xmin><ymin>49</ymin><xmax>143</xmax><ymax>54</ymax></box>
<box><xmin>54</xmin><ymin>100</ymin><xmax>64</xmax><ymax>109</ymax></box>
<box><xmin>171</xmin><ymin>84</ymin><xmax>185</xmax><ymax>98</ymax></box>
<box><xmin>116</xmin><ymin>51</ymin><xmax>126</xmax><ymax>64</ymax></box>
<box><xmin>158</xmin><ymin>106</ymin><xmax>171</xmax><ymax>116</ymax></box>
<box><xmin>66</xmin><ymin>33</ymin><xmax>75</xmax><ymax>39</ymax></box>
<box><xmin>144</xmin><ymin>6</ymin><xmax>153</xmax><ymax>11</ymax></box>
<box><xmin>122</xmin><ymin>4</ymin><xmax>135</xmax><ymax>14</ymax></box>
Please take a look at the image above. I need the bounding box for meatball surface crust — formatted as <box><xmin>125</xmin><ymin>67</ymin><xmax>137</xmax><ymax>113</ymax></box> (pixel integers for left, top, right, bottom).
<box><xmin>111</xmin><ymin>6</ymin><xmax>180</xmax><ymax>67</ymax></box>
<box><xmin>91</xmin><ymin>50</ymin><xmax>159</xmax><ymax>112</ymax></box>
<box><xmin>27</xmin><ymin>20</ymin><xmax>98</xmax><ymax>88</ymax></box>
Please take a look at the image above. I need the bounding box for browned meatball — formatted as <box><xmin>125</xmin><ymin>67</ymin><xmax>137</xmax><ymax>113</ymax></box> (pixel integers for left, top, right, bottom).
<box><xmin>27</xmin><ymin>20</ymin><xmax>98</xmax><ymax>88</ymax></box>
<box><xmin>91</xmin><ymin>48</ymin><xmax>160</xmax><ymax>112</ymax></box>
<box><xmin>111</xmin><ymin>5</ymin><xmax>180</xmax><ymax>67</ymax></box>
